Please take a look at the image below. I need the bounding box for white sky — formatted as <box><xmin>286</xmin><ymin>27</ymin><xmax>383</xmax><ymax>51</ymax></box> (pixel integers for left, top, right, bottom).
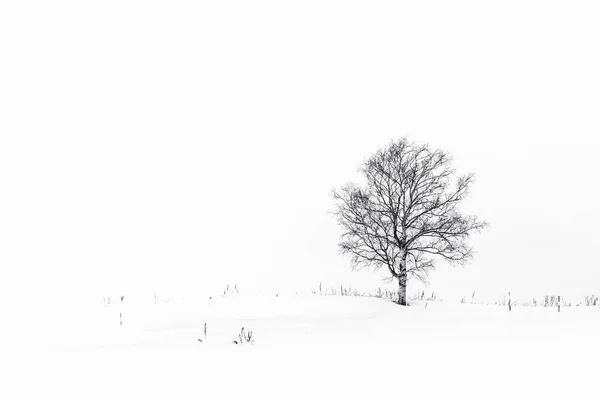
<box><xmin>1</xmin><ymin>0</ymin><xmax>599</xmax><ymax>304</ymax></box>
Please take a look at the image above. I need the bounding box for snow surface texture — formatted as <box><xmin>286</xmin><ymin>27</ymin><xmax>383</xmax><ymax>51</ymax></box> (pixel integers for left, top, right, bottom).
<box><xmin>3</xmin><ymin>295</ymin><xmax>598</xmax><ymax>399</ymax></box>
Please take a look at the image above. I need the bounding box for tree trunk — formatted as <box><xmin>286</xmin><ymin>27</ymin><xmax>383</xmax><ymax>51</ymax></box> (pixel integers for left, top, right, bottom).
<box><xmin>398</xmin><ymin>275</ymin><xmax>407</xmax><ymax>305</ymax></box>
<box><xmin>397</xmin><ymin>251</ymin><xmax>408</xmax><ymax>305</ymax></box>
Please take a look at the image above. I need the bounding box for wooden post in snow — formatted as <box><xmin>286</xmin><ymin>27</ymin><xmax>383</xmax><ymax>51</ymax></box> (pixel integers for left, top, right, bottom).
<box><xmin>508</xmin><ymin>292</ymin><xmax>512</xmax><ymax>312</ymax></box>
<box><xmin>558</xmin><ymin>296</ymin><xmax>561</xmax><ymax>312</ymax></box>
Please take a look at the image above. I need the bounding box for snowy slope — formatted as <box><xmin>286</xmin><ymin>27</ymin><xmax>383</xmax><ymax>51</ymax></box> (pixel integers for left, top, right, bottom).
<box><xmin>3</xmin><ymin>295</ymin><xmax>598</xmax><ymax>399</ymax></box>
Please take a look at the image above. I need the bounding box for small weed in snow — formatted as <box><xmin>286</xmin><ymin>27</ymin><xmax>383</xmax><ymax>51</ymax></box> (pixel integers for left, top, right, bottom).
<box><xmin>232</xmin><ymin>327</ymin><xmax>254</xmax><ymax>345</ymax></box>
<box><xmin>198</xmin><ymin>322</ymin><xmax>208</xmax><ymax>343</ymax></box>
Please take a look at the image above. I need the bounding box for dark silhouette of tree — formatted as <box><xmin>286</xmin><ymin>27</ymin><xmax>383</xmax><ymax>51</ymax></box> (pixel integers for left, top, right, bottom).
<box><xmin>332</xmin><ymin>138</ymin><xmax>487</xmax><ymax>305</ymax></box>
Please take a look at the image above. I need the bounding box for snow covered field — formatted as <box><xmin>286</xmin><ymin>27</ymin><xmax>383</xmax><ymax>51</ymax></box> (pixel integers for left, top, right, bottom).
<box><xmin>4</xmin><ymin>294</ymin><xmax>598</xmax><ymax>399</ymax></box>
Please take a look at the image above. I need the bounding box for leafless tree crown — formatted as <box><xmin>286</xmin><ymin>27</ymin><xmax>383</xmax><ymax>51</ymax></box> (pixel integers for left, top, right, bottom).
<box><xmin>333</xmin><ymin>138</ymin><xmax>488</xmax><ymax>284</ymax></box>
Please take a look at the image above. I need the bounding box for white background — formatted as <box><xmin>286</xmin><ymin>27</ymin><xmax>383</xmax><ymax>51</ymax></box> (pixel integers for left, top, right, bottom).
<box><xmin>1</xmin><ymin>0</ymin><xmax>599</xmax><ymax>304</ymax></box>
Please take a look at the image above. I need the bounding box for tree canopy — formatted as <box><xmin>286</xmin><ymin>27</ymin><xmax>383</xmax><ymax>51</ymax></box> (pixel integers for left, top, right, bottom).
<box><xmin>333</xmin><ymin>138</ymin><xmax>487</xmax><ymax>305</ymax></box>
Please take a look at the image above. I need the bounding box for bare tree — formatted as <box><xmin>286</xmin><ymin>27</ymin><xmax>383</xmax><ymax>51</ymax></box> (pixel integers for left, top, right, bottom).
<box><xmin>332</xmin><ymin>138</ymin><xmax>487</xmax><ymax>305</ymax></box>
